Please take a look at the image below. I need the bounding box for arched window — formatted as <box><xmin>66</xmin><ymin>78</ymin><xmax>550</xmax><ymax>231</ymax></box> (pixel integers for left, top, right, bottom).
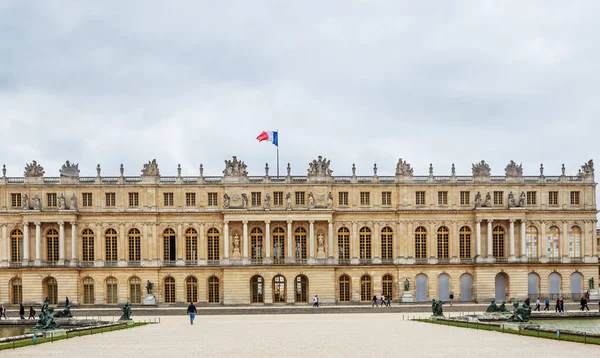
<box><xmin>382</xmin><ymin>274</ymin><xmax>393</xmax><ymax>300</ymax></box>
<box><xmin>82</xmin><ymin>229</ymin><xmax>95</xmax><ymax>262</ymax></box>
<box><xmin>105</xmin><ymin>228</ymin><xmax>118</xmax><ymax>262</ymax></box>
<box><xmin>106</xmin><ymin>277</ymin><xmax>118</xmax><ymax>304</ymax></box>
<box><xmin>128</xmin><ymin>228</ymin><xmax>141</xmax><ymax>262</ymax></box>
<box><xmin>251</xmin><ymin>228</ymin><xmax>264</xmax><ymax>262</ymax></box>
<box><xmin>492</xmin><ymin>226</ymin><xmax>505</xmax><ymax>258</ymax></box>
<box><xmin>294</xmin><ymin>227</ymin><xmax>307</xmax><ymax>261</ymax></box>
<box><xmin>273</xmin><ymin>275</ymin><xmax>286</xmax><ymax>303</ymax></box>
<box><xmin>459</xmin><ymin>226</ymin><xmax>471</xmax><ymax>259</ymax></box>
<box><xmin>437</xmin><ymin>226</ymin><xmax>449</xmax><ymax>259</ymax></box>
<box><xmin>381</xmin><ymin>227</ymin><xmax>393</xmax><ymax>261</ymax></box>
<box><xmin>295</xmin><ymin>275</ymin><xmax>308</xmax><ymax>303</ymax></box>
<box><xmin>250</xmin><ymin>275</ymin><xmax>264</xmax><ymax>303</ymax></box>
<box><xmin>164</xmin><ymin>277</ymin><xmax>175</xmax><ymax>304</ymax></box>
<box><xmin>82</xmin><ymin>277</ymin><xmax>95</xmax><ymax>304</ymax></box>
<box><xmin>129</xmin><ymin>277</ymin><xmax>142</xmax><ymax>304</ymax></box>
<box><xmin>11</xmin><ymin>278</ymin><xmax>22</xmax><ymax>304</ymax></box>
<box><xmin>272</xmin><ymin>227</ymin><xmax>285</xmax><ymax>263</ymax></box>
<box><xmin>45</xmin><ymin>277</ymin><xmax>58</xmax><ymax>305</ymax></box>
<box><xmin>569</xmin><ymin>226</ymin><xmax>582</xmax><ymax>258</ymax></box>
<box><xmin>186</xmin><ymin>276</ymin><xmax>198</xmax><ymax>303</ymax></box>
<box><xmin>207</xmin><ymin>228</ymin><xmax>220</xmax><ymax>261</ymax></box>
<box><xmin>526</xmin><ymin>226</ymin><xmax>538</xmax><ymax>258</ymax></box>
<box><xmin>359</xmin><ymin>227</ymin><xmax>372</xmax><ymax>261</ymax></box>
<box><xmin>185</xmin><ymin>228</ymin><xmax>198</xmax><ymax>261</ymax></box>
<box><xmin>339</xmin><ymin>275</ymin><xmax>351</xmax><ymax>302</ymax></box>
<box><xmin>415</xmin><ymin>227</ymin><xmax>427</xmax><ymax>259</ymax></box>
<box><xmin>337</xmin><ymin>228</ymin><xmax>350</xmax><ymax>262</ymax></box>
<box><xmin>10</xmin><ymin>229</ymin><xmax>23</xmax><ymax>263</ymax></box>
<box><xmin>360</xmin><ymin>275</ymin><xmax>372</xmax><ymax>302</ymax></box>
<box><xmin>208</xmin><ymin>276</ymin><xmax>220</xmax><ymax>303</ymax></box>
<box><xmin>547</xmin><ymin>226</ymin><xmax>560</xmax><ymax>259</ymax></box>
<box><xmin>163</xmin><ymin>228</ymin><xmax>176</xmax><ymax>261</ymax></box>
<box><xmin>46</xmin><ymin>229</ymin><xmax>59</xmax><ymax>263</ymax></box>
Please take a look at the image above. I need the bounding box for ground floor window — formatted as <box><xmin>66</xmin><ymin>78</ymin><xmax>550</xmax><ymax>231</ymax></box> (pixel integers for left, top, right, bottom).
<box><xmin>251</xmin><ymin>275</ymin><xmax>264</xmax><ymax>303</ymax></box>
<box><xmin>129</xmin><ymin>277</ymin><xmax>142</xmax><ymax>304</ymax></box>
<box><xmin>360</xmin><ymin>275</ymin><xmax>372</xmax><ymax>302</ymax></box>
<box><xmin>273</xmin><ymin>275</ymin><xmax>286</xmax><ymax>303</ymax></box>
<box><xmin>186</xmin><ymin>276</ymin><xmax>198</xmax><ymax>303</ymax></box>
<box><xmin>45</xmin><ymin>277</ymin><xmax>58</xmax><ymax>305</ymax></box>
<box><xmin>83</xmin><ymin>277</ymin><xmax>95</xmax><ymax>305</ymax></box>
<box><xmin>164</xmin><ymin>277</ymin><xmax>176</xmax><ymax>304</ymax></box>
<box><xmin>295</xmin><ymin>275</ymin><xmax>308</xmax><ymax>303</ymax></box>
<box><xmin>11</xmin><ymin>278</ymin><xmax>22</xmax><ymax>304</ymax></box>
<box><xmin>339</xmin><ymin>275</ymin><xmax>350</xmax><ymax>302</ymax></box>
<box><xmin>208</xmin><ymin>276</ymin><xmax>220</xmax><ymax>303</ymax></box>
<box><xmin>106</xmin><ymin>277</ymin><xmax>118</xmax><ymax>304</ymax></box>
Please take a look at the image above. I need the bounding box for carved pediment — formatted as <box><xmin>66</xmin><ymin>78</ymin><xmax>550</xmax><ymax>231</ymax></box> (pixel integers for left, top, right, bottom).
<box><xmin>141</xmin><ymin>159</ymin><xmax>160</xmax><ymax>176</ymax></box>
<box><xmin>472</xmin><ymin>160</ymin><xmax>491</xmax><ymax>176</ymax></box>
<box><xmin>395</xmin><ymin>158</ymin><xmax>413</xmax><ymax>176</ymax></box>
<box><xmin>504</xmin><ymin>160</ymin><xmax>523</xmax><ymax>177</ymax></box>
<box><xmin>24</xmin><ymin>161</ymin><xmax>44</xmax><ymax>177</ymax></box>
<box><xmin>60</xmin><ymin>160</ymin><xmax>80</xmax><ymax>177</ymax></box>
<box><xmin>307</xmin><ymin>156</ymin><xmax>333</xmax><ymax>177</ymax></box>
<box><xmin>223</xmin><ymin>156</ymin><xmax>248</xmax><ymax>178</ymax></box>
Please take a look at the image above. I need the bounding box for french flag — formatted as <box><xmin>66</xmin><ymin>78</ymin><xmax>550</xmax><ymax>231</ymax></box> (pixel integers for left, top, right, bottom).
<box><xmin>256</xmin><ymin>130</ymin><xmax>278</xmax><ymax>146</ymax></box>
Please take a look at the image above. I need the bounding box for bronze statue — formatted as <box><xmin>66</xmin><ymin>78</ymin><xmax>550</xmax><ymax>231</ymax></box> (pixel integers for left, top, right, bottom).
<box><xmin>589</xmin><ymin>277</ymin><xmax>594</xmax><ymax>290</ymax></box>
<box><xmin>404</xmin><ymin>279</ymin><xmax>410</xmax><ymax>291</ymax></box>
<box><xmin>146</xmin><ymin>280</ymin><xmax>153</xmax><ymax>295</ymax></box>
<box><xmin>486</xmin><ymin>298</ymin><xmax>499</xmax><ymax>312</ymax></box>
<box><xmin>119</xmin><ymin>301</ymin><xmax>132</xmax><ymax>321</ymax></box>
<box><xmin>431</xmin><ymin>299</ymin><xmax>444</xmax><ymax>316</ymax></box>
<box><xmin>54</xmin><ymin>303</ymin><xmax>72</xmax><ymax>318</ymax></box>
<box><xmin>33</xmin><ymin>297</ymin><xmax>61</xmax><ymax>330</ymax></box>
<box><xmin>507</xmin><ymin>300</ymin><xmax>531</xmax><ymax>322</ymax></box>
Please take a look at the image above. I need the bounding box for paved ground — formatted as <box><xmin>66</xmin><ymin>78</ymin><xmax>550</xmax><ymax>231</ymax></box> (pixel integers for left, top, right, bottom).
<box><xmin>3</xmin><ymin>313</ymin><xmax>597</xmax><ymax>357</ymax></box>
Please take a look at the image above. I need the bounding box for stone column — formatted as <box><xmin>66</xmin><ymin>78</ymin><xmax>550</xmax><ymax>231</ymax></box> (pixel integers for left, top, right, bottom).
<box><xmin>428</xmin><ymin>221</ymin><xmax>436</xmax><ymax>260</ymax></box>
<box><xmin>373</xmin><ymin>222</ymin><xmax>380</xmax><ymax>261</ymax></box>
<box><xmin>309</xmin><ymin>220</ymin><xmax>315</xmax><ymax>259</ymax></box>
<box><xmin>327</xmin><ymin>220</ymin><xmax>333</xmax><ymax>258</ymax></box>
<box><xmin>1</xmin><ymin>224</ymin><xmax>7</xmax><ymax>262</ymax></box>
<box><xmin>487</xmin><ymin>220</ymin><xmax>493</xmax><ymax>258</ymax></box>
<box><xmin>509</xmin><ymin>219</ymin><xmax>515</xmax><ymax>260</ymax></box>
<box><xmin>70</xmin><ymin>222</ymin><xmax>77</xmax><ymax>265</ymax></box>
<box><xmin>23</xmin><ymin>222</ymin><xmax>30</xmax><ymax>263</ymax></box>
<box><xmin>265</xmin><ymin>220</ymin><xmax>271</xmax><ymax>263</ymax></box>
<box><xmin>475</xmin><ymin>220</ymin><xmax>481</xmax><ymax>257</ymax></box>
<box><xmin>520</xmin><ymin>220</ymin><xmax>526</xmax><ymax>259</ymax></box>
<box><xmin>223</xmin><ymin>221</ymin><xmax>229</xmax><ymax>259</ymax></box>
<box><xmin>58</xmin><ymin>221</ymin><xmax>65</xmax><ymax>263</ymax></box>
<box><xmin>34</xmin><ymin>222</ymin><xmax>41</xmax><ymax>265</ymax></box>
<box><xmin>176</xmin><ymin>224</ymin><xmax>184</xmax><ymax>263</ymax></box>
<box><xmin>243</xmin><ymin>221</ymin><xmax>249</xmax><ymax>260</ymax></box>
<box><xmin>350</xmin><ymin>221</ymin><xmax>358</xmax><ymax>264</ymax></box>
<box><xmin>286</xmin><ymin>220</ymin><xmax>293</xmax><ymax>262</ymax></box>
<box><xmin>539</xmin><ymin>221</ymin><xmax>547</xmax><ymax>259</ymax></box>
<box><xmin>561</xmin><ymin>220</ymin><xmax>568</xmax><ymax>260</ymax></box>
<box><xmin>198</xmin><ymin>223</ymin><xmax>206</xmax><ymax>263</ymax></box>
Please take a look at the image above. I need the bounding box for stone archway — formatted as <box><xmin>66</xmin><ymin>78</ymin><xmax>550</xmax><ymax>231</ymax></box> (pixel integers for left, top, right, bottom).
<box><xmin>437</xmin><ymin>274</ymin><xmax>450</xmax><ymax>301</ymax></box>
<box><xmin>494</xmin><ymin>273</ymin><xmax>508</xmax><ymax>301</ymax></box>
<box><xmin>415</xmin><ymin>274</ymin><xmax>428</xmax><ymax>302</ymax></box>
<box><xmin>460</xmin><ymin>274</ymin><xmax>473</xmax><ymax>301</ymax></box>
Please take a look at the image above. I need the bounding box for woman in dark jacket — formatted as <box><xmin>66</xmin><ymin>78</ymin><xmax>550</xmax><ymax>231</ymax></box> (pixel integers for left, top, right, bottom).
<box><xmin>19</xmin><ymin>304</ymin><xmax>25</xmax><ymax>319</ymax></box>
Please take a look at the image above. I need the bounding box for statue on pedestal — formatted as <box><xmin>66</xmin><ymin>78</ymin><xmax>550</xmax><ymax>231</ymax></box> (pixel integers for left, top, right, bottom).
<box><xmin>507</xmin><ymin>300</ymin><xmax>531</xmax><ymax>322</ymax></box>
<box><xmin>58</xmin><ymin>194</ymin><xmax>66</xmax><ymax>210</ymax></box>
<box><xmin>589</xmin><ymin>277</ymin><xmax>594</xmax><ymax>290</ymax></box>
<box><xmin>33</xmin><ymin>297</ymin><xmax>60</xmax><ymax>330</ymax></box>
<box><xmin>404</xmin><ymin>279</ymin><xmax>410</xmax><ymax>291</ymax></box>
<box><xmin>233</xmin><ymin>235</ymin><xmax>240</xmax><ymax>253</ymax></box>
<box><xmin>146</xmin><ymin>280</ymin><xmax>153</xmax><ymax>295</ymax></box>
<box><xmin>22</xmin><ymin>194</ymin><xmax>30</xmax><ymax>210</ymax></box>
<box><xmin>119</xmin><ymin>301</ymin><xmax>132</xmax><ymax>321</ymax></box>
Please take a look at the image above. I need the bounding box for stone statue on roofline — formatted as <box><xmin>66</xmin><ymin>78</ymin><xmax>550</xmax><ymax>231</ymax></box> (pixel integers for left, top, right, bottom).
<box><xmin>504</xmin><ymin>160</ymin><xmax>523</xmax><ymax>177</ymax></box>
<box><xmin>395</xmin><ymin>158</ymin><xmax>414</xmax><ymax>176</ymax></box>
<box><xmin>472</xmin><ymin>160</ymin><xmax>491</xmax><ymax>176</ymax></box>
<box><xmin>60</xmin><ymin>160</ymin><xmax>80</xmax><ymax>177</ymax></box>
<box><xmin>24</xmin><ymin>161</ymin><xmax>45</xmax><ymax>177</ymax></box>
<box><xmin>141</xmin><ymin>159</ymin><xmax>160</xmax><ymax>176</ymax></box>
<box><xmin>307</xmin><ymin>156</ymin><xmax>333</xmax><ymax>178</ymax></box>
<box><xmin>223</xmin><ymin>156</ymin><xmax>248</xmax><ymax>177</ymax></box>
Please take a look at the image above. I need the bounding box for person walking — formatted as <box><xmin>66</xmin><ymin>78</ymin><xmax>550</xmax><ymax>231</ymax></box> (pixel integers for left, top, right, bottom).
<box><xmin>535</xmin><ymin>297</ymin><xmax>541</xmax><ymax>311</ymax></box>
<box><xmin>380</xmin><ymin>294</ymin><xmax>386</xmax><ymax>307</ymax></box>
<box><xmin>555</xmin><ymin>298</ymin><xmax>560</xmax><ymax>312</ymax></box>
<box><xmin>19</xmin><ymin>304</ymin><xmax>25</xmax><ymax>320</ymax></box>
<box><xmin>65</xmin><ymin>297</ymin><xmax>70</xmax><ymax>308</ymax></box>
<box><xmin>544</xmin><ymin>297</ymin><xmax>550</xmax><ymax>311</ymax></box>
<box><xmin>449</xmin><ymin>292</ymin><xmax>454</xmax><ymax>307</ymax></box>
<box><xmin>28</xmin><ymin>306</ymin><xmax>36</xmax><ymax>320</ymax></box>
<box><xmin>313</xmin><ymin>295</ymin><xmax>319</xmax><ymax>308</ymax></box>
<box><xmin>580</xmin><ymin>296</ymin><xmax>589</xmax><ymax>311</ymax></box>
<box><xmin>186</xmin><ymin>302</ymin><xmax>197</xmax><ymax>325</ymax></box>
<box><xmin>559</xmin><ymin>297</ymin><xmax>565</xmax><ymax>313</ymax></box>
<box><xmin>386</xmin><ymin>295</ymin><xmax>391</xmax><ymax>307</ymax></box>
<box><xmin>0</xmin><ymin>304</ymin><xmax>6</xmax><ymax>319</ymax></box>
<box><xmin>372</xmin><ymin>294</ymin><xmax>378</xmax><ymax>307</ymax></box>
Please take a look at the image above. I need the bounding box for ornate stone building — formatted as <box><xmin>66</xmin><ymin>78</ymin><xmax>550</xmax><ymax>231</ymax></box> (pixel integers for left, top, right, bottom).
<box><xmin>0</xmin><ymin>157</ymin><xmax>597</xmax><ymax>306</ymax></box>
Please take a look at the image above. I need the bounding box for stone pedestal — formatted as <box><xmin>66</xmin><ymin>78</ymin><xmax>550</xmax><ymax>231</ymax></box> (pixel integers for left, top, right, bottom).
<box><xmin>401</xmin><ymin>291</ymin><xmax>415</xmax><ymax>303</ymax></box>
<box><xmin>588</xmin><ymin>289</ymin><xmax>600</xmax><ymax>300</ymax></box>
<box><xmin>317</xmin><ymin>249</ymin><xmax>326</xmax><ymax>259</ymax></box>
<box><xmin>231</xmin><ymin>250</ymin><xmax>242</xmax><ymax>259</ymax></box>
<box><xmin>41</xmin><ymin>329</ymin><xmax>67</xmax><ymax>338</ymax></box>
<box><xmin>142</xmin><ymin>294</ymin><xmax>157</xmax><ymax>306</ymax></box>
<box><xmin>501</xmin><ymin>322</ymin><xmax>537</xmax><ymax>332</ymax></box>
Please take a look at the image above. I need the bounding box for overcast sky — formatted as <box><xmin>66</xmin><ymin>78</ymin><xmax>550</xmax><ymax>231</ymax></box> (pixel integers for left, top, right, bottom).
<box><xmin>1</xmin><ymin>2</ymin><xmax>598</xmax><ymax>192</ymax></box>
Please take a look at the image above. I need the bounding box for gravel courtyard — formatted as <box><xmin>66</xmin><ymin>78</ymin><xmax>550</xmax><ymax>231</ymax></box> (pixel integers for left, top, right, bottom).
<box><xmin>3</xmin><ymin>313</ymin><xmax>597</xmax><ymax>357</ymax></box>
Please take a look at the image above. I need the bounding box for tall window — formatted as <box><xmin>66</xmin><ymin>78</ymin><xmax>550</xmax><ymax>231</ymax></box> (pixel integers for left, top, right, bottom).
<box><xmin>381</xmin><ymin>227</ymin><xmax>393</xmax><ymax>261</ymax></box>
<box><xmin>251</xmin><ymin>275</ymin><xmax>264</xmax><ymax>303</ymax></box>
<box><xmin>359</xmin><ymin>227</ymin><xmax>372</xmax><ymax>260</ymax></box>
<box><xmin>129</xmin><ymin>277</ymin><xmax>142</xmax><ymax>304</ymax></box>
<box><xmin>382</xmin><ymin>274</ymin><xmax>393</xmax><ymax>300</ymax></box>
<box><xmin>163</xmin><ymin>193</ymin><xmax>174</xmax><ymax>206</ymax></box>
<box><xmin>415</xmin><ymin>191</ymin><xmax>426</xmax><ymax>206</ymax></box>
<box><xmin>82</xmin><ymin>229</ymin><xmax>95</xmax><ymax>262</ymax></box>
<box><xmin>273</xmin><ymin>275</ymin><xmax>286</xmax><ymax>303</ymax></box>
<box><xmin>45</xmin><ymin>228</ymin><xmax>59</xmax><ymax>263</ymax></box>
<box><xmin>251</xmin><ymin>192</ymin><xmax>262</xmax><ymax>206</ymax></box>
<box><xmin>548</xmin><ymin>191</ymin><xmax>559</xmax><ymax>206</ymax></box>
<box><xmin>437</xmin><ymin>226</ymin><xmax>449</xmax><ymax>259</ymax></box>
<box><xmin>295</xmin><ymin>275</ymin><xmax>308</xmax><ymax>303</ymax></box>
<box><xmin>105</xmin><ymin>228</ymin><xmax>118</xmax><ymax>262</ymax></box>
<box><xmin>251</xmin><ymin>228</ymin><xmax>264</xmax><ymax>261</ymax></box>
<box><xmin>272</xmin><ymin>227</ymin><xmax>285</xmax><ymax>263</ymax></box>
<box><xmin>207</xmin><ymin>192</ymin><xmax>218</xmax><ymax>206</ymax></box>
<box><xmin>459</xmin><ymin>226</ymin><xmax>471</xmax><ymax>259</ymax></box>
<box><xmin>82</xmin><ymin>277</ymin><xmax>95</xmax><ymax>304</ymax></box>
<box><xmin>207</xmin><ymin>228</ymin><xmax>220</xmax><ymax>261</ymax></box>
<box><xmin>208</xmin><ymin>276</ymin><xmax>220</xmax><ymax>303</ymax></box>
<box><xmin>295</xmin><ymin>191</ymin><xmax>305</xmax><ymax>205</ymax></box>
<box><xmin>11</xmin><ymin>193</ymin><xmax>22</xmax><ymax>208</ymax></box>
<box><xmin>492</xmin><ymin>226</ymin><xmax>505</xmax><ymax>258</ymax></box>
<box><xmin>106</xmin><ymin>277</ymin><xmax>118</xmax><ymax>304</ymax></box>
<box><xmin>82</xmin><ymin>193</ymin><xmax>93</xmax><ymax>207</ymax></box>
<box><xmin>128</xmin><ymin>228</ymin><xmax>141</xmax><ymax>262</ymax></box>
<box><xmin>339</xmin><ymin>275</ymin><xmax>350</xmax><ymax>302</ymax></box>
<box><xmin>493</xmin><ymin>191</ymin><xmax>503</xmax><ymax>205</ymax></box>
<box><xmin>360</xmin><ymin>275</ymin><xmax>372</xmax><ymax>302</ymax></box>
<box><xmin>526</xmin><ymin>226</ymin><xmax>538</xmax><ymax>258</ymax></box>
<box><xmin>569</xmin><ymin>226</ymin><xmax>582</xmax><ymax>258</ymax></box>
<box><xmin>415</xmin><ymin>227</ymin><xmax>427</xmax><ymax>259</ymax></box>
<box><xmin>163</xmin><ymin>228</ymin><xmax>176</xmax><ymax>261</ymax></box>
<box><xmin>360</xmin><ymin>192</ymin><xmax>370</xmax><ymax>206</ymax></box>
<box><xmin>438</xmin><ymin>191</ymin><xmax>448</xmax><ymax>205</ymax></box>
<box><xmin>273</xmin><ymin>192</ymin><xmax>283</xmax><ymax>206</ymax></box>
<box><xmin>527</xmin><ymin>191</ymin><xmax>537</xmax><ymax>205</ymax></box>
<box><xmin>47</xmin><ymin>193</ymin><xmax>57</xmax><ymax>208</ymax></box>
<box><xmin>337</xmin><ymin>227</ymin><xmax>350</xmax><ymax>262</ymax></box>
<box><xmin>547</xmin><ymin>226</ymin><xmax>560</xmax><ymax>258</ymax></box>
<box><xmin>128</xmin><ymin>192</ymin><xmax>139</xmax><ymax>207</ymax></box>
<box><xmin>45</xmin><ymin>277</ymin><xmax>58</xmax><ymax>305</ymax></box>
<box><xmin>381</xmin><ymin>191</ymin><xmax>392</xmax><ymax>206</ymax></box>
<box><xmin>185</xmin><ymin>228</ymin><xmax>198</xmax><ymax>261</ymax></box>
<box><xmin>338</xmin><ymin>192</ymin><xmax>349</xmax><ymax>206</ymax></box>
<box><xmin>164</xmin><ymin>277</ymin><xmax>175</xmax><ymax>304</ymax></box>
<box><xmin>10</xmin><ymin>229</ymin><xmax>23</xmax><ymax>262</ymax></box>
<box><xmin>186</xmin><ymin>276</ymin><xmax>198</xmax><ymax>303</ymax></box>
<box><xmin>105</xmin><ymin>192</ymin><xmax>116</xmax><ymax>207</ymax></box>
<box><xmin>11</xmin><ymin>278</ymin><xmax>23</xmax><ymax>304</ymax></box>
<box><xmin>570</xmin><ymin>191</ymin><xmax>580</xmax><ymax>205</ymax></box>
<box><xmin>185</xmin><ymin>193</ymin><xmax>196</xmax><ymax>207</ymax></box>
<box><xmin>460</xmin><ymin>191</ymin><xmax>470</xmax><ymax>205</ymax></box>
<box><xmin>294</xmin><ymin>227</ymin><xmax>307</xmax><ymax>261</ymax></box>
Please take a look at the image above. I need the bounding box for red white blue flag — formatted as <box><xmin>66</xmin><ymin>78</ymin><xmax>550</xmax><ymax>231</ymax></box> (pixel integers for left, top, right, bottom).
<box><xmin>256</xmin><ymin>130</ymin><xmax>278</xmax><ymax>146</ymax></box>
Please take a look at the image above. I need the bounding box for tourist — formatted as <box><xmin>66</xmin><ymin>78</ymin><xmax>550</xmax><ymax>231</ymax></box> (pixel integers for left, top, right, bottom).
<box><xmin>449</xmin><ymin>291</ymin><xmax>454</xmax><ymax>307</ymax></box>
<box><xmin>313</xmin><ymin>295</ymin><xmax>319</xmax><ymax>308</ymax></box>
<box><xmin>65</xmin><ymin>297</ymin><xmax>69</xmax><ymax>308</ymax></box>
<box><xmin>535</xmin><ymin>297</ymin><xmax>540</xmax><ymax>311</ymax></box>
<box><xmin>0</xmin><ymin>304</ymin><xmax>6</xmax><ymax>319</ymax></box>
<box><xmin>386</xmin><ymin>295</ymin><xmax>391</xmax><ymax>307</ymax></box>
<box><xmin>555</xmin><ymin>298</ymin><xmax>560</xmax><ymax>312</ymax></box>
<box><xmin>372</xmin><ymin>295</ymin><xmax>378</xmax><ymax>307</ymax></box>
<box><xmin>186</xmin><ymin>301</ymin><xmax>197</xmax><ymax>325</ymax></box>
<box><xmin>28</xmin><ymin>306</ymin><xmax>36</xmax><ymax>320</ymax></box>
<box><xmin>559</xmin><ymin>297</ymin><xmax>565</xmax><ymax>313</ymax></box>
<box><xmin>544</xmin><ymin>297</ymin><xmax>550</xmax><ymax>311</ymax></box>
<box><xmin>580</xmin><ymin>296</ymin><xmax>589</xmax><ymax>311</ymax></box>
<box><xmin>19</xmin><ymin>303</ymin><xmax>25</xmax><ymax>320</ymax></box>
<box><xmin>380</xmin><ymin>294</ymin><xmax>386</xmax><ymax>307</ymax></box>
<box><xmin>524</xmin><ymin>297</ymin><xmax>530</xmax><ymax>308</ymax></box>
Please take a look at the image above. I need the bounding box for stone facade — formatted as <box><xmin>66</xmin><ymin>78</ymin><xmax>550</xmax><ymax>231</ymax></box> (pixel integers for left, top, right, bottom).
<box><xmin>0</xmin><ymin>157</ymin><xmax>597</xmax><ymax>306</ymax></box>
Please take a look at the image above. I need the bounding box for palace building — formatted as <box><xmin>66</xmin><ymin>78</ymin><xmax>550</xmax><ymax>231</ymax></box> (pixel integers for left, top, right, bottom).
<box><xmin>0</xmin><ymin>157</ymin><xmax>597</xmax><ymax>306</ymax></box>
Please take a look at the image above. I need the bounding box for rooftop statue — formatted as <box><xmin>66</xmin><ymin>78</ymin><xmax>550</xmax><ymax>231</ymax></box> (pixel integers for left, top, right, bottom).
<box><xmin>581</xmin><ymin>159</ymin><xmax>594</xmax><ymax>176</ymax></box>
<box><xmin>472</xmin><ymin>160</ymin><xmax>491</xmax><ymax>176</ymax></box>
<box><xmin>59</xmin><ymin>160</ymin><xmax>80</xmax><ymax>177</ymax></box>
<box><xmin>504</xmin><ymin>160</ymin><xmax>523</xmax><ymax>177</ymax></box>
<box><xmin>24</xmin><ymin>160</ymin><xmax>45</xmax><ymax>177</ymax></box>
<box><xmin>395</xmin><ymin>158</ymin><xmax>414</xmax><ymax>176</ymax></box>
<box><xmin>223</xmin><ymin>156</ymin><xmax>248</xmax><ymax>177</ymax></box>
<box><xmin>142</xmin><ymin>159</ymin><xmax>160</xmax><ymax>176</ymax></box>
<box><xmin>307</xmin><ymin>156</ymin><xmax>333</xmax><ymax>177</ymax></box>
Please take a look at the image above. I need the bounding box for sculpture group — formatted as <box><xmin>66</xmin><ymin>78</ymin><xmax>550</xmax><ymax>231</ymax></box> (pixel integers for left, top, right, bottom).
<box><xmin>33</xmin><ymin>297</ymin><xmax>60</xmax><ymax>331</ymax></box>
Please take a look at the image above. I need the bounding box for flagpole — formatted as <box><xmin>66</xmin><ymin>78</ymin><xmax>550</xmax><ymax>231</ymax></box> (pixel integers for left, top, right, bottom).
<box><xmin>276</xmin><ymin>129</ymin><xmax>280</xmax><ymax>177</ymax></box>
